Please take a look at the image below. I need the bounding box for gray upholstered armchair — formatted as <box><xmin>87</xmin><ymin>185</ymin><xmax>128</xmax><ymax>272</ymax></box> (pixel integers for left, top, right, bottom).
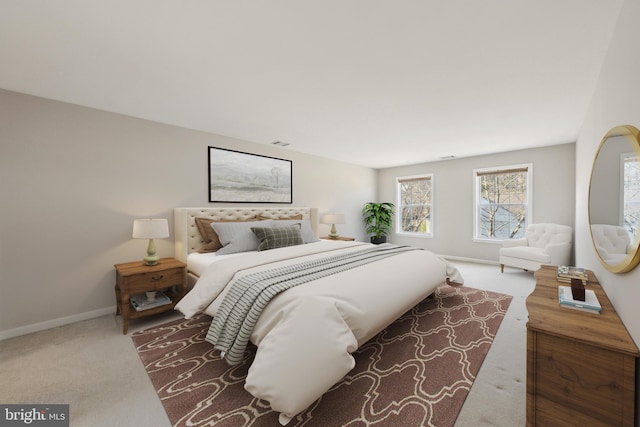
<box><xmin>499</xmin><ymin>223</ymin><xmax>573</xmax><ymax>272</ymax></box>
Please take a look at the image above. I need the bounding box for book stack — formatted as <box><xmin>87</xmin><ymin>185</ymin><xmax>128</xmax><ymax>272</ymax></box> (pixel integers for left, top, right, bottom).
<box><xmin>130</xmin><ymin>292</ymin><xmax>171</xmax><ymax>312</ymax></box>
<box><xmin>556</xmin><ymin>266</ymin><xmax>588</xmax><ymax>284</ymax></box>
<box><xmin>558</xmin><ymin>286</ymin><xmax>601</xmax><ymax>314</ymax></box>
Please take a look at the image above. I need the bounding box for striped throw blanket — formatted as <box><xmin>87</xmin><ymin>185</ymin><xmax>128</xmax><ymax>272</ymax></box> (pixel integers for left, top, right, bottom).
<box><xmin>206</xmin><ymin>244</ymin><xmax>418</xmax><ymax>365</ymax></box>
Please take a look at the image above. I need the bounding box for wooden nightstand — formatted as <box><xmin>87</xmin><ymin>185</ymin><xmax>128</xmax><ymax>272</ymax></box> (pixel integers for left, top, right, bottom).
<box><xmin>114</xmin><ymin>257</ymin><xmax>187</xmax><ymax>334</ymax></box>
<box><xmin>320</xmin><ymin>236</ymin><xmax>355</xmax><ymax>241</ymax></box>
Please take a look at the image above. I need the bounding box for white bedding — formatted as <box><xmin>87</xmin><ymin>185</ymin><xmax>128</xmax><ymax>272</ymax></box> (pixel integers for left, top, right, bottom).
<box><xmin>186</xmin><ymin>251</ymin><xmax>249</xmax><ymax>277</ymax></box>
<box><xmin>175</xmin><ymin>240</ymin><xmax>463</xmax><ymax>424</ymax></box>
<box><xmin>185</xmin><ymin>240</ymin><xmax>341</xmax><ymax>277</ymax></box>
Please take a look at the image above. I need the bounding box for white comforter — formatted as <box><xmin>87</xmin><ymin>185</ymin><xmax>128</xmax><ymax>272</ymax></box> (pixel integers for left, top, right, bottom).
<box><xmin>176</xmin><ymin>241</ymin><xmax>463</xmax><ymax>425</ymax></box>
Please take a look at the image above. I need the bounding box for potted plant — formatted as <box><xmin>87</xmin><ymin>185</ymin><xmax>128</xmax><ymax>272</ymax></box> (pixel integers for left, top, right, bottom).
<box><xmin>362</xmin><ymin>202</ymin><xmax>395</xmax><ymax>244</ymax></box>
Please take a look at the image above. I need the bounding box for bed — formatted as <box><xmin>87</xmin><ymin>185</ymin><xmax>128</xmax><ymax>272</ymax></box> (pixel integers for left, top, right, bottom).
<box><xmin>173</xmin><ymin>207</ymin><xmax>464</xmax><ymax>425</ymax></box>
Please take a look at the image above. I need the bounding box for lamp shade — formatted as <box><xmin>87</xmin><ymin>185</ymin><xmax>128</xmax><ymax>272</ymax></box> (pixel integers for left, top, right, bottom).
<box><xmin>132</xmin><ymin>219</ymin><xmax>169</xmax><ymax>239</ymax></box>
<box><xmin>320</xmin><ymin>213</ymin><xmax>345</xmax><ymax>225</ymax></box>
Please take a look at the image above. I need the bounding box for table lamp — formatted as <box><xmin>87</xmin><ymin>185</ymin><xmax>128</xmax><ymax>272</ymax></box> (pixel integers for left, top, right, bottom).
<box><xmin>132</xmin><ymin>218</ymin><xmax>169</xmax><ymax>266</ymax></box>
<box><xmin>321</xmin><ymin>213</ymin><xmax>345</xmax><ymax>239</ymax></box>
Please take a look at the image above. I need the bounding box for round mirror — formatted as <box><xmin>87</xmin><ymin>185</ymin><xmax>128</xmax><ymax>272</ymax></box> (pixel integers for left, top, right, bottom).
<box><xmin>589</xmin><ymin>125</ymin><xmax>640</xmax><ymax>273</ymax></box>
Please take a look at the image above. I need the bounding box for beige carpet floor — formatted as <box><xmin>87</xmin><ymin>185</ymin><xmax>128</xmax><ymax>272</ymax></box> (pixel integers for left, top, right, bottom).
<box><xmin>0</xmin><ymin>261</ymin><xmax>534</xmax><ymax>427</ymax></box>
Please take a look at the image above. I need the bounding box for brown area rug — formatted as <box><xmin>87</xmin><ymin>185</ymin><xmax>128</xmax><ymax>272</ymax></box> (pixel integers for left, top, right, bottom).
<box><xmin>132</xmin><ymin>285</ymin><xmax>511</xmax><ymax>427</ymax></box>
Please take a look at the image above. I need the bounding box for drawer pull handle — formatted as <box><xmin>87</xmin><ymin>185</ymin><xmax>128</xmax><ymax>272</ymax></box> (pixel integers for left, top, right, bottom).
<box><xmin>151</xmin><ymin>274</ymin><xmax>164</xmax><ymax>281</ymax></box>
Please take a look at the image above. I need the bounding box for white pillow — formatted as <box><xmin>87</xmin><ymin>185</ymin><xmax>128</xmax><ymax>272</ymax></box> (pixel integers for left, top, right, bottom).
<box><xmin>272</xmin><ymin>219</ymin><xmax>319</xmax><ymax>244</ymax></box>
<box><xmin>212</xmin><ymin>220</ymin><xmax>273</xmax><ymax>255</ymax></box>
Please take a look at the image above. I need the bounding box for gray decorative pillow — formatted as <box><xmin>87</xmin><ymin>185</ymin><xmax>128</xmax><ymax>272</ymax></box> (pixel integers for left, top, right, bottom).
<box><xmin>194</xmin><ymin>216</ymin><xmax>260</xmax><ymax>253</ymax></box>
<box><xmin>251</xmin><ymin>224</ymin><xmax>304</xmax><ymax>251</ymax></box>
<box><xmin>271</xmin><ymin>219</ymin><xmax>320</xmax><ymax>243</ymax></box>
<box><xmin>211</xmin><ymin>220</ymin><xmax>273</xmax><ymax>255</ymax></box>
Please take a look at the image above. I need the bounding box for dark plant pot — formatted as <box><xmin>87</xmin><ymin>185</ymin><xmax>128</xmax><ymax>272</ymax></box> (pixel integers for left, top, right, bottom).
<box><xmin>370</xmin><ymin>236</ymin><xmax>387</xmax><ymax>245</ymax></box>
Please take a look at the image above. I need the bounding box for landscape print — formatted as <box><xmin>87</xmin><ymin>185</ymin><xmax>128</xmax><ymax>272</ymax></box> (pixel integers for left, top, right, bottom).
<box><xmin>208</xmin><ymin>147</ymin><xmax>292</xmax><ymax>203</ymax></box>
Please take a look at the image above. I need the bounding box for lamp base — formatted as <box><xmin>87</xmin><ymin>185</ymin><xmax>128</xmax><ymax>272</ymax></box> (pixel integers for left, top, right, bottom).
<box><xmin>328</xmin><ymin>224</ymin><xmax>339</xmax><ymax>239</ymax></box>
<box><xmin>143</xmin><ymin>239</ymin><xmax>160</xmax><ymax>265</ymax></box>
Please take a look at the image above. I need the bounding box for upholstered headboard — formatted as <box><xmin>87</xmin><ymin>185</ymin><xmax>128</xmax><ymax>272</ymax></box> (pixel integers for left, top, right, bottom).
<box><xmin>174</xmin><ymin>207</ymin><xmax>319</xmax><ymax>263</ymax></box>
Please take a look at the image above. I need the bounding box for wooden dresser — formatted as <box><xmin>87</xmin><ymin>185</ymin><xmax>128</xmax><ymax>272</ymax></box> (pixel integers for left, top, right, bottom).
<box><xmin>526</xmin><ymin>265</ymin><xmax>639</xmax><ymax>426</ymax></box>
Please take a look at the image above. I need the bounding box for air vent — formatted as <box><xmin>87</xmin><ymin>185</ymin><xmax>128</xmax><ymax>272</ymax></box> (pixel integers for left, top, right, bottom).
<box><xmin>439</xmin><ymin>155</ymin><xmax>456</xmax><ymax>160</ymax></box>
<box><xmin>271</xmin><ymin>141</ymin><xmax>291</xmax><ymax>147</ymax></box>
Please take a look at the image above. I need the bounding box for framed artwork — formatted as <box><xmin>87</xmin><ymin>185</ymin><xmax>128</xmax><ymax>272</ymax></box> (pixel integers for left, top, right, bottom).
<box><xmin>208</xmin><ymin>146</ymin><xmax>292</xmax><ymax>203</ymax></box>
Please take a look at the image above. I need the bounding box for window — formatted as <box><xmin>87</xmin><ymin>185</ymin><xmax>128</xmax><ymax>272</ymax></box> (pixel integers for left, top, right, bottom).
<box><xmin>623</xmin><ymin>153</ymin><xmax>640</xmax><ymax>237</ymax></box>
<box><xmin>397</xmin><ymin>174</ymin><xmax>433</xmax><ymax>237</ymax></box>
<box><xmin>474</xmin><ymin>164</ymin><xmax>532</xmax><ymax>241</ymax></box>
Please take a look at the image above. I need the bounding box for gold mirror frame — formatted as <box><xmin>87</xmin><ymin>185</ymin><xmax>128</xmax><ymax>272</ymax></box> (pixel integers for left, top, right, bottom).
<box><xmin>588</xmin><ymin>125</ymin><xmax>640</xmax><ymax>273</ymax></box>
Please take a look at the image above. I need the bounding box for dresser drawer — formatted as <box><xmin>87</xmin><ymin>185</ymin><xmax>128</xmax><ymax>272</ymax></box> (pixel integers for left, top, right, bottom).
<box><xmin>532</xmin><ymin>333</ymin><xmax>630</xmax><ymax>425</ymax></box>
<box><xmin>123</xmin><ymin>267</ymin><xmax>184</xmax><ymax>293</ymax></box>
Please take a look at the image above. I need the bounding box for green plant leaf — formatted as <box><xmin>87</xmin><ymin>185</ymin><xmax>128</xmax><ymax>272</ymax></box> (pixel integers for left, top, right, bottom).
<box><xmin>362</xmin><ymin>202</ymin><xmax>395</xmax><ymax>238</ymax></box>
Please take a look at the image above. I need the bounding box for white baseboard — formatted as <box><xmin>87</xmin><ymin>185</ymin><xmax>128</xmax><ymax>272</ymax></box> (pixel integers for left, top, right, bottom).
<box><xmin>440</xmin><ymin>255</ymin><xmax>500</xmax><ymax>266</ymax></box>
<box><xmin>0</xmin><ymin>306</ymin><xmax>117</xmax><ymax>341</ymax></box>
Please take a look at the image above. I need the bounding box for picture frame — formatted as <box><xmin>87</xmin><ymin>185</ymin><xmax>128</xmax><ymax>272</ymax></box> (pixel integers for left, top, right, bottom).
<box><xmin>208</xmin><ymin>146</ymin><xmax>293</xmax><ymax>203</ymax></box>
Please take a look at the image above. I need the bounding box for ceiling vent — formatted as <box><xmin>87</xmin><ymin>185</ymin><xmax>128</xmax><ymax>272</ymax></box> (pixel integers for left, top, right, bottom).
<box><xmin>271</xmin><ymin>141</ymin><xmax>291</xmax><ymax>147</ymax></box>
<box><xmin>439</xmin><ymin>155</ymin><xmax>456</xmax><ymax>160</ymax></box>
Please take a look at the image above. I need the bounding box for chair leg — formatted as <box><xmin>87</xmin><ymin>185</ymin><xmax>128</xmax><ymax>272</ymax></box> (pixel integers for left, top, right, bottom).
<box><xmin>500</xmin><ymin>264</ymin><xmax>504</xmax><ymax>273</ymax></box>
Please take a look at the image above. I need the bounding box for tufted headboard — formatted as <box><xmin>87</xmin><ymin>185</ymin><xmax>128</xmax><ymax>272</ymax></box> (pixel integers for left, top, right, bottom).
<box><xmin>174</xmin><ymin>207</ymin><xmax>319</xmax><ymax>263</ymax></box>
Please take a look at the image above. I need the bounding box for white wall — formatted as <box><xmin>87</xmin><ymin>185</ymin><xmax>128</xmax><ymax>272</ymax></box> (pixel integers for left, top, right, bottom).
<box><xmin>377</xmin><ymin>144</ymin><xmax>576</xmax><ymax>262</ymax></box>
<box><xmin>575</xmin><ymin>0</ymin><xmax>640</xmax><ymax>345</ymax></box>
<box><xmin>0</xmin><ymin>90</ymin><xmax>376</xmax><ymax>339</ymax></box>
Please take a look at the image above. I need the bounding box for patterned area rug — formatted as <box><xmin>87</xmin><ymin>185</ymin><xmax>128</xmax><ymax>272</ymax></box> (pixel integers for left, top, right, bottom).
<box><xmin>132</xmin><ymin>285</ymin><xmax>512</xmax><ymax>427</ymax></box>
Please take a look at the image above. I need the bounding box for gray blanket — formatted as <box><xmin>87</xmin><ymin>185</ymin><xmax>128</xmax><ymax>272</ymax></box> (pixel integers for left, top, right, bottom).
<box><xmin>206</xmin><ymin>244</ymin><xmax>418</xmax><ymax>365</ymax></box>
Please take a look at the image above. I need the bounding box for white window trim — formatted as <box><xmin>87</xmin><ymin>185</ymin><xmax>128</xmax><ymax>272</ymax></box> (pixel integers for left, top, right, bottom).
<box><xmin>472</xmin><ymin>163</ymin><xmax>533</xmax><ymax>243</ymax></box>
<box><xmin>396</xmin><ymin>173</ymin><xmax>434</xmax><ymax>239</ymax></box>
<box><xmin>620</xmin><ymin>152</ymin><xmax>636</xmax><ymax>227</ymax></box>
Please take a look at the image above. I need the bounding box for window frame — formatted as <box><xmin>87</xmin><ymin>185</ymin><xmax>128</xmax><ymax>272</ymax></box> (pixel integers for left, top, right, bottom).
<box><xmin>473</xmin><ymin>163</ymin><xmax>533</xmax><ymax>243</ymax></box>
<box><xmin>396</xmin><ymin>173</ymin><xmax>434</xmax><ymax>238</ymax></box>
<box><xmin>621</xmin><ymin>152</ymin><xmax>640</xmax><ymax>236</ymax></box>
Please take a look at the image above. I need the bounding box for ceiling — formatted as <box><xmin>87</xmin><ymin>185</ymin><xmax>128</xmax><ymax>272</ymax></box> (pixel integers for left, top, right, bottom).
<box><xmin>0</xmin><ymin>1</ymin><xmax>624</xmax><ymax>168</ymax></box>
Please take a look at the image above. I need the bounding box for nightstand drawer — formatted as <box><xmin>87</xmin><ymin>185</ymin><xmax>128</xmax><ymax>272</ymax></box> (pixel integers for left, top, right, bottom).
<box><xmin>125</xmin><ymin>267</ymin><xmax>183</xmax><ymax>292</ymax></box>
